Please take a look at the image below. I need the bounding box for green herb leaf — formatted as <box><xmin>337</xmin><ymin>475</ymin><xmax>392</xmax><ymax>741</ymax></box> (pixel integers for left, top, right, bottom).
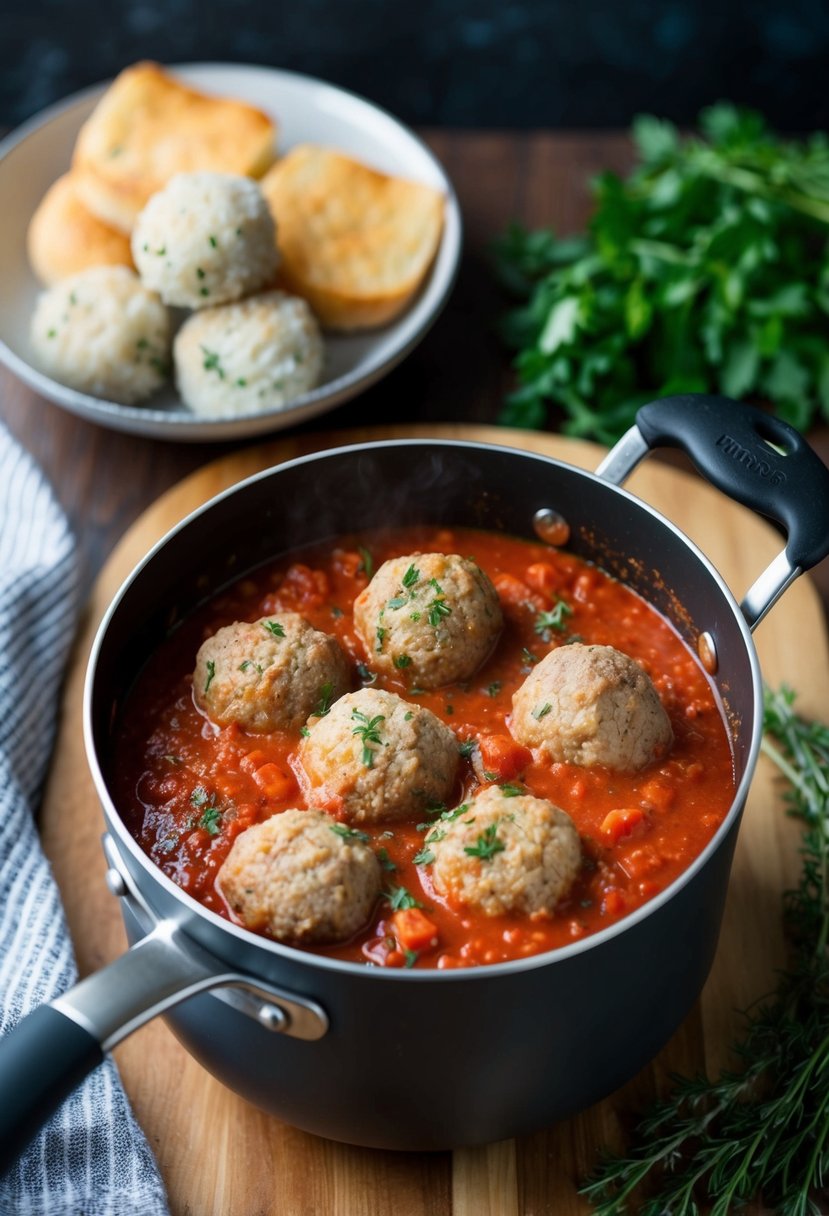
<box><xmin>357</xmin><ymin>546</ymin><xmax>374</xmax><ymax>578</ymax></box>
<box><xmin>532</xmin><ymin>702</ymin><xmax>552</xmax><ymax>720</ymax></box>
<box><xmin>356</xmin><ymin>661</ymin><xmax>377</xmax><ymax>686</ymax></box>
<box><xmin>204</xmin><ymin>659</ymin><xmax>216</xmax><ymax>694</ymax></box>
<box><xmin>386</xmin><ymin>885</ymin><xmax>423</xmax><ymax>911</ymax></box>
<box><xmin>199</xmin><ymin>805</ymin><xmax>222</xmax><ymax>836</ymax></box>
<box><xmin>402</xmin><ymin>564</ymin><xmax>420</xmax><ymax>588</ymax></box>
<box><xmin>486</xmin><ymin>681</ymin><xmax>501</xmax><ymax>697</ymax></box>
<box><xmin>463</xmin><ymin>823</ymin><xmax>506</xmax><ymax>861</ymax></box>
<box><xmin>413</xmin><ymin>847</ymin><xmax>435</xmax><ymax>866</ymax></box>
<box><xmin>376</xmin><ymin>847</ymin><xmax>396</xmax><ymax>872</ymax></box>
<box><xmin>458</xmin><ymin>740</ymin><xmax>477</xmax><ymax>758</ymax></box>
<box><xmin>535</xmin><ymin>600</ymin><xmax>573</xmax><ymax>637</ymax></box>
<box><xmin>394</xmin><ymin>654</ymin><xmax>413</xmax><ymax>669</ymax></box>
<box><xmin>351</xmin><ymin>710</ymin><xmax>385</xmax><ymax>767</ymax></box>
<box><xmin>330</xmin><ymin>824</ymin><xmax>370</xmax><ymax>843</ymax></box>
<box><xmin>262</xmin><ymin>620</ymin><xmax>285</xmax><ymax>638</ymax></box>
<box><xmin>387</xmin><ymin>596</ymin><xmax>408</xmax><ymax>610</ymax></box>
<box><xmin>316</xmin><ymin>682</ymin><xmax>334</xmax><ymax>717</ymax></box>
<box><xmin>428</xmin><ymin>598</ymin><xmax>452</xmax><ymax>627</ymax></box>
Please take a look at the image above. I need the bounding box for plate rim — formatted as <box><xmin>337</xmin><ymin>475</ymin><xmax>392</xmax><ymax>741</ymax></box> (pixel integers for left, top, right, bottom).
<box><xmin>0</xmin><ymin>61</ymin><xmax>463</xmax><ymax>441</ymax></box>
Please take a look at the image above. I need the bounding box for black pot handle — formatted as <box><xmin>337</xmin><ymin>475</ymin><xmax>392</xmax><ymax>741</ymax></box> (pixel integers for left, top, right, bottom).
<box><xmin>0</xmin><ymin>1006</ymin><xmax>104</xmax><ymax>1174</ymax></box>
<box><xmin>0</xmin><ymin>903</ymin><xmax>327</xmax><ymax>1177</ymax></box>
<box><xmin>596</xmin><ymin>393</ymin><xmax>829</xmax><ymax>628</ymax></box>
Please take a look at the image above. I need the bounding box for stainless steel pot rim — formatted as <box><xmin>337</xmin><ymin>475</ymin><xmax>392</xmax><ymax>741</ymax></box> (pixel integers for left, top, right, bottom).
<box><xmin>83</xmin><ymin>438</ymin><xmax>764</xmax><ymax>982</ymax></box>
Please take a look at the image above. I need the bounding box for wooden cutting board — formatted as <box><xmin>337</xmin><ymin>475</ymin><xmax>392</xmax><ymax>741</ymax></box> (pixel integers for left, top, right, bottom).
<box><xmin>40</xmin><ymin>425</ymin><xmax>828</xmax><ymax>1216</ymax></box>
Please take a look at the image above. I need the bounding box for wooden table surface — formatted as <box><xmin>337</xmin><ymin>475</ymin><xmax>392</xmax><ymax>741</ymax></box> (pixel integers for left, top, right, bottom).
<box><xmin>1</xmin><ymin>129</ymin><xmax>828</xmax><ymax>611</ymax></box>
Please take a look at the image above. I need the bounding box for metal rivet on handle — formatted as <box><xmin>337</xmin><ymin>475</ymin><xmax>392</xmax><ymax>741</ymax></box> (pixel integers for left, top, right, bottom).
<box><xmin>533</xmin><ymin>508</ymin><xmax>570</xmax><ymax>546</ymax></box>
<box><xmin>104</xmin><ymin>868</ymin><xmax>127</xmax><ymax>898</ymax></box>
<box><xmin>698</xmin><ymin>631</ymin><xmax>718</xmax><ymax>675</ymax></box>
<box><xmin>258</xmin><ymin>1003</ymin><xmax>289</xmax><ymax>1033</ymax></box>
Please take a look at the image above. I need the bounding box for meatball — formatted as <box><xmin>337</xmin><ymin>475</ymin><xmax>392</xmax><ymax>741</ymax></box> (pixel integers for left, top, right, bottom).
<box><xmin>218</xmin><ymin>808</ymin><xmax>381</xmax><ymax>943</ymax></box>
<box><xmin>131</xmin><ymin>172</ymin><xmax>278</xmax><ymax>309</ymax></box>
<box><xmin>30</xmin><ymin>266</ymin><xmax>170</xmax><ymax>404</ymax></box>
<box><xmin>297</xmin><ymin>688</ymin><xmax>458</xmax><ymax>824</ymax></box>
<box><xmin>511</xmin><ymin>643</ymin><xmax>673</xmax><ymax>772</ymax></box>
<box><xmin>193</xmin><ymin>613</ymin><xmax>349</xmax><ymax>733</ymax></box>
<box><xmin>353</xmin><ymin>553</ymin><xmax>502</xmax><ymax>689</ymax></box>
<box><xmin>430</xmin><ymin>787</ymin><xmax>581</xmax><ymax>917</ymax></box>
<box><xmin>173</xmin><ymin>291</ymin><xmax>324</xmax><ymax>419</ymax></box>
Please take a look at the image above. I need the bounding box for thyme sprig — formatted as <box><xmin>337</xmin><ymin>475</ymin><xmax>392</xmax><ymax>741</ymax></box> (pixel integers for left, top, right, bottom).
<box><xmin>581</xmin><ymin>686</ymin><xmax>829</xmax><ymax>1216</ymax></box>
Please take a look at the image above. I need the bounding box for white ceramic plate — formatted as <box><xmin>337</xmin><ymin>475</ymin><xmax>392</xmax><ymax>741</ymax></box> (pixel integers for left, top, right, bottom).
<box><xmin>0</xmin><ymin>64</ymin><xmax>461</xmax><ymax>441</ymax></box>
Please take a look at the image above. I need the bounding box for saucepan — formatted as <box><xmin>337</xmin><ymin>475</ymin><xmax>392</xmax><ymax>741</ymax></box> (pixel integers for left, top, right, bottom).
<box><xmin>1</xmin><ymin>394</ymin><xmax>828</xmax><ymax>1169</ymax></box>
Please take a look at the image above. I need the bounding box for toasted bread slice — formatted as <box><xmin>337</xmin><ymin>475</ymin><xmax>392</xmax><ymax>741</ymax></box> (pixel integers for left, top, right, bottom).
<box><xmin>27</xmin><ymin>172</ymin><xmax>134</xmax><ymax>285</ymax></box>
<box><xmin>72</xmin><ymin>62</ymin><xmax>276</xmax><ymax>233</ymax></box>
<box><xmin>260</xmin><ymin>146</ymin><xmax>444</xmax><ymax>330</ymax></box>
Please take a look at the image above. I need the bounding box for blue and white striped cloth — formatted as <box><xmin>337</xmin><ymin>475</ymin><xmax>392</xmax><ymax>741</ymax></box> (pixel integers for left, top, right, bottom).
<box><xmin>0</xmin><ymin>426</ymin><xmax>169</xmax><ymax>1215</ymax></box>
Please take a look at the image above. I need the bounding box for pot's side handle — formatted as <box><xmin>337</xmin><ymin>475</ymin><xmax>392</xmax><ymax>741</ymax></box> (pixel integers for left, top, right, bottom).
<box><xmin>595</xmin><ymin>393</ymin><xmax>829</xmax><ymax>629</ymax></box>
<box><xmin>0</xmin><ymin>919</ymin><xmax>328</xmax><ymax>1176</ymax></box>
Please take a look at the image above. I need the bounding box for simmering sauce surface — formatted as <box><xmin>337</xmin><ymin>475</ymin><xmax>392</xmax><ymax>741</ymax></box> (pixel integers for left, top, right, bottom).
<box><xmin>113</xmin><ymin>526</ymin><xmax>735</xmax><ymax>969</ymax></box>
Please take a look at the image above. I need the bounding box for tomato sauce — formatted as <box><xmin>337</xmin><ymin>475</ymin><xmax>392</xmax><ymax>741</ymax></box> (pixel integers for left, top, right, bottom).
<box><xmin>113</xmin><ymin>526</ymin><xmax>735</xmax><ymax>969</ymax></box>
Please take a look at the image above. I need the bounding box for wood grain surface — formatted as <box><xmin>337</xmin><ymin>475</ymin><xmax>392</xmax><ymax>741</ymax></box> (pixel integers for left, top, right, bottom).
<box><xmin>39</xmin><ymin>424</ymin><xmax>829</xmax><ymax>1216</ymax></box>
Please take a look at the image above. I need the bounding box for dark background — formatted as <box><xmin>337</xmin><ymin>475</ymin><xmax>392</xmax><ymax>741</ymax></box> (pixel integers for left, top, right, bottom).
<box><xmin>3</xmin><ymin>0</ymin><xmax>829</xmax><ymax>132</ymax></box>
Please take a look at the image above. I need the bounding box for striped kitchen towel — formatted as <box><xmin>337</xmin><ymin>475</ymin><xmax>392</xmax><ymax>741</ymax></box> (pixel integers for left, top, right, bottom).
<box><xmin>0</xmin><ymin>425</ymin><xmax>169</xmax><ymax>1216</ymax></box>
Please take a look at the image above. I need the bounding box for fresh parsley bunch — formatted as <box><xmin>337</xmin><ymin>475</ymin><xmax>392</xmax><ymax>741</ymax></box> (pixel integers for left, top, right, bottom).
<box><xmin>495</xmin><ymin>105</ymin><xmax>829</xmax><ymax>442</ymax></box>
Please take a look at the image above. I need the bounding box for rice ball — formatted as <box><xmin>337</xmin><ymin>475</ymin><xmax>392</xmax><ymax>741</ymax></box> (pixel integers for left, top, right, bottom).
<box><xmin>174</xmin><ymin>290</ymin><xmax>324</xmax><ymax>418</ymax></box>
<box><xmin>430</xmin><ymin>787</ymin><xmax>582</xmax><ymax>917</ymax></box>
<box><xmin>132</xmin><ymin>172</ymin><xmax>278</xmax><ymax>309</ymax></box>
<box><xmin>30</xmin><ymin>266</ymin><xmax>170</xmax><ymax>404</ymax></box>
<box><xmin>218</xmin><ymin>808</ymin><xmax>381</xmax><ymax>944</ymax></box>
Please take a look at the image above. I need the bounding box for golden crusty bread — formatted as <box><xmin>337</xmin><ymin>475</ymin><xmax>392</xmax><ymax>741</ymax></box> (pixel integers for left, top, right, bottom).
<box><xmin>72</xmin><ymin>62</ymin><xmax>276</xmax><ymax>233</ymax></box>
<box><xmin>260</xmin><ymin>145</ymin><xmax>444</xmax><ymax>330</ymax></box>
<box><xmin>26</xmin><ymin>173</ymin><xmax>134</xmax><ymax>285</ymax></box>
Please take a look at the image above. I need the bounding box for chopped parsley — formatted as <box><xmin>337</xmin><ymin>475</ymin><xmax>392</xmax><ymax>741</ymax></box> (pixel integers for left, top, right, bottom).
<box><xmin>534</xmin><ymin>599</ymin><xmax>574</xmax><ymax>637</ymax></box>
<box><xmin>196</xmin><ymin>267</ymin><xmax>205</xmax><ymax>279</ymax></box>
<box><xmin>408</xmin><ymin>686</ymin><xmax>425</xmax><ymax>695</ymax></box>
<box><xmin>376</xmin><ymin>625</ymin><xmax>386</xmax><ymax>652</ymax></box>
<box><xmin>464</xmin><ymin>823</ymin><xmax>506</xmax><ymax>861</ymax></box>
<box><xmin>351</xmin><ymin>710</ymin><xmax>385</xmax><ymax>767</ymax></box>
<box><xmin>199</xmin><ymin>805</ymin><xmax>223</xmax><ymax>836</ymax></box>
<box><xmin>410</xmin><ymin>612</ymin><xmax>422</xmax><ymax>622</ymax></box>
<box><xmin>532</xmin><ymin>702</ymin><xmax>552</xmax><ymax>720</ymax></box>
<box><xmin>386</xmin><ymin>885</ymin><xmax>423</xmax><ymax>911</ymax></box>
<box><xmin>190</xmin><ymin>786</ymin><xmax>223</xmax><ymax>835</ymax></box>
<box><xmin>203</xmin><ymin>660</ymin><xmax>216</xmax><ymax>694</ymax></box>
<box><xmin>300</xmin><ymin>726</ymin><xmax>311</xmax><ymax>738</ymax></box>
<box><xmin>394</xmin><ymin>654</ymin><xmax>412</xmax><ymax>669</ymax></box>
<box><xmin>315</xmin><ymin>682</ymin><xmax>334</xmax><ymax>717</ymax></box>
<box><xmin>357</xmin><ymin>546</ymin><xmax>374</xmax><ymax>578</ymax></box>
<box><xmin>331</xmin><ymin>605</ymin><xmax>344</xmax><ymax>619</ymax></box>
<box><xmin>402</xmin><ymin>564</ymin><xmax>420</xmax><ymax>589</ymax></box>
<box><xmin>404</xmin><ymin>710</ymin><xmax>414</xmax><ymax>721</ymax></box>
<box><xmin>330</xmin><ymin>824</ymin><xmax>370</xmax><ymax>843</ymax></box>
<box><xmin>428</xmin><ymin>597</ymin><xmax>452</xmax><ymax>627</ymax></box>
<box><xmin>428</xmin><ymin>577</ymin><xmax>444</xmax><ymax>594</ymax></box>
<box><xmin>413</xmin><ymin>847</ymin><xmax>435</xmax><ymax>866</ymax></box>
<box><xmin>356</xmin><ymin>661</ymin><xmax>377</xmax><ymax>685</ymax></box>
<box><xmin>458</xmin><ymin>739</ymin><xmax>476</xmax><ymax>759</ymax></box>
<box><xmin>208</xmin><ymin>234</ymin><xmax>218</xmax><ymax>248</ymax></box>
<box><xmin>376</xmin><ymin>847</ymin><xmax>396</xmax><ymax>872</ymax></box>
<box><xmin>387</xmin><ymin>596</ymin><xmax>408</xmax><ymax>610</ymax></box>
<box><xmin>404</xmin><ymin>949</ymin><xmax>418</xmax><ymax>968</ymax></box>
<box><xmin>486</xmin><ymin>681</ymin><xmax>501</xmax><ymax>697</ymax></box>
<box><xmin>499</xmin><ymin>783</ymin><xmax>524</xmax><ymax>797</ymax></box>
<box><xmin>262</xmin><ymin>620</ymin><xmax>285</xmax><ymax>638</ymax></box>
<box><xmin>239</xmin><ymin>659</ymin><xmax>264</xmax><ymax>675</ymax></box>
<box><xmin>201</xmin><ymin>346</ymin><xmax>225</xmax><ymax>378</ymax></box>
<box><xmin>521</xmin><ymin>647</ymin><xmax>538</xmax><ymax>666</ymax></box>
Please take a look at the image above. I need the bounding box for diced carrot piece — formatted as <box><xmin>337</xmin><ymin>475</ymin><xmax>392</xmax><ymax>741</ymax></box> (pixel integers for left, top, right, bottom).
<box><xmin>240</xmin><ymin>749</ymin><xmax>270</xmax><ymax>774</ymax></box>
<box><xmin>493</xmin><ymin>572</ymin><xmax>536</xmax><ymax>607</ymax></box>
<box><xmin>639</xmin><ymin>778</ymin><xmax>675</xmax><ymax>811</ymax></box>
<box><xmin>602</xmin><ymin>888</ymin><xmax>626</xmax><ymax>916</ymax></box>
<box><xmin>252</xmin><ymin>763</ymin><xmax>294</xmax><ymax>800</ymax></box>
<box><xmin>391</xmin><ymin>908</ymin><xmax>440</xmax><ymax>952</ymax></box>
<box><xmin>600</xmin><ymin>806</ymin><xmax>646</xmax><ymax>844</ymax></box>
<box><xmin>475</xmin><ymin>734</ymin><xmax>532</xmax><ymax>782</ymax></box>
<box><xmin>525</xmin><ymin>562</ymin><xmax>561</xmax><ymax>596</ymax></box>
